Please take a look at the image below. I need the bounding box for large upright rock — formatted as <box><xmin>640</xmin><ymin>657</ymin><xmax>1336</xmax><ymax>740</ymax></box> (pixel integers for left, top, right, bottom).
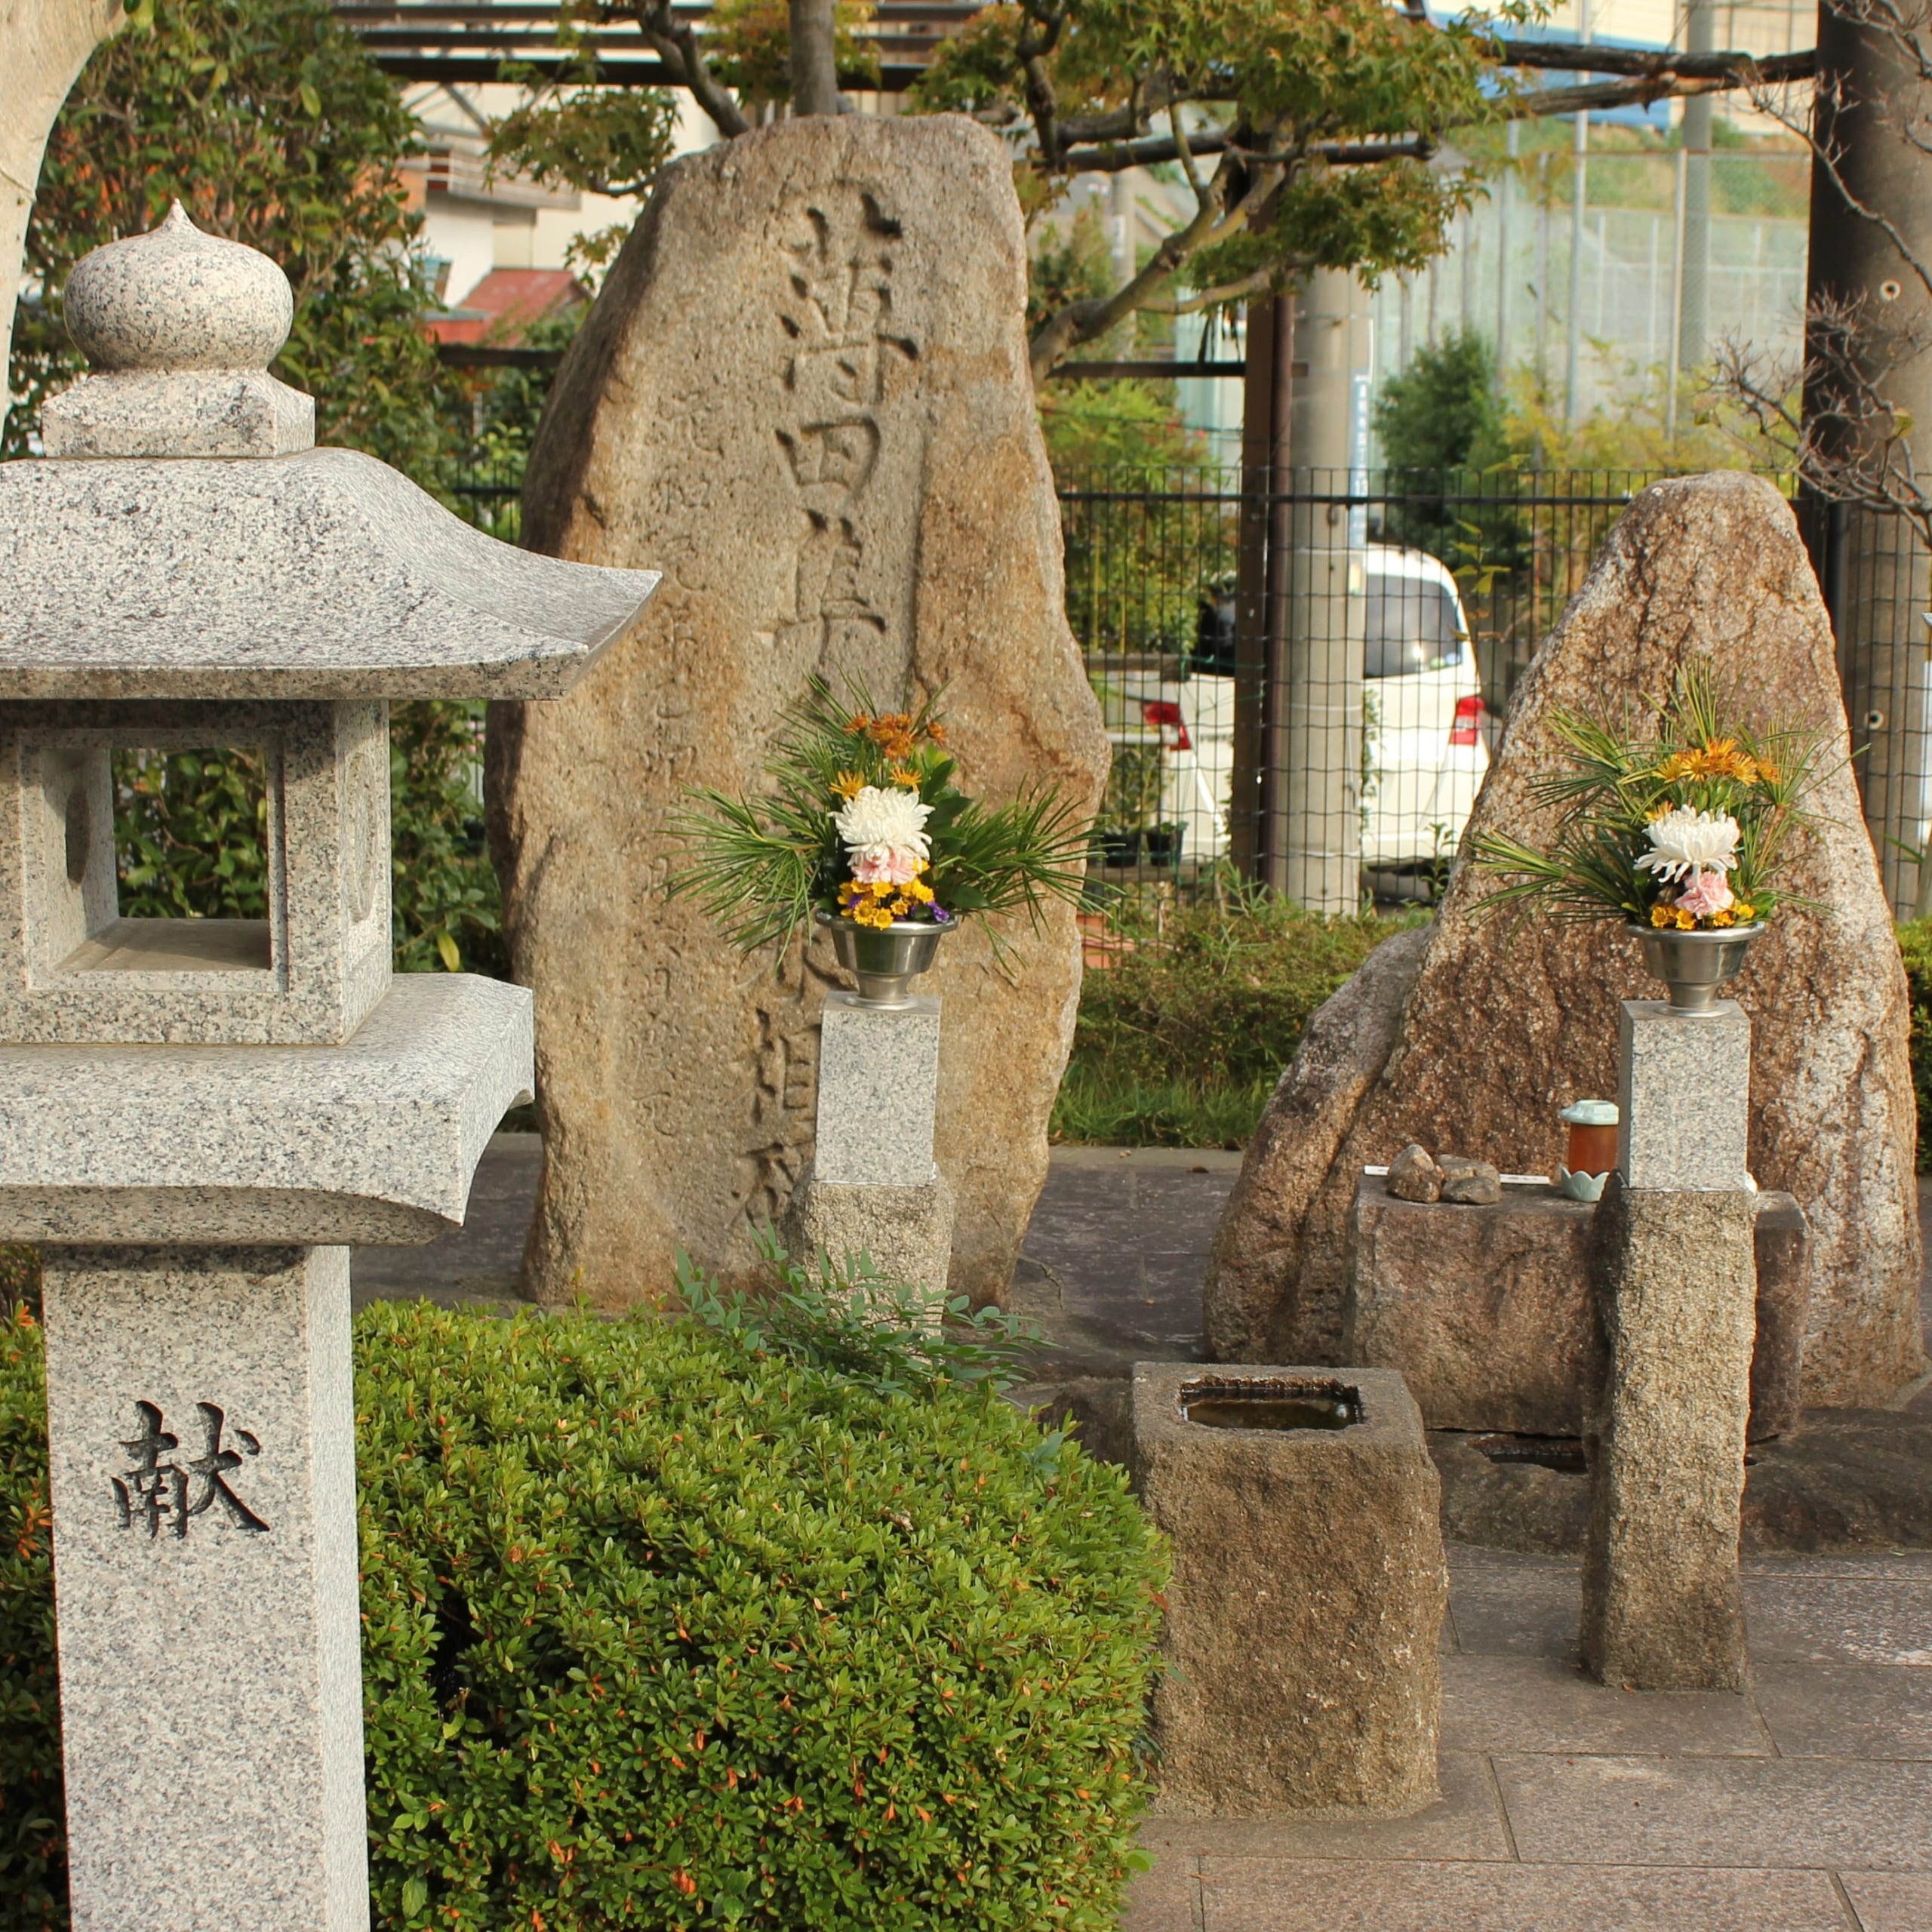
<box><xmin>489</xmin><ymin>115</ymin><xmax>1107</xmax><ymax>1309</ymax></box>
<box><xmin>1207</xmin><ymin>474</ymin><xmax>1924</xmax><ymax>1405</ymax></box>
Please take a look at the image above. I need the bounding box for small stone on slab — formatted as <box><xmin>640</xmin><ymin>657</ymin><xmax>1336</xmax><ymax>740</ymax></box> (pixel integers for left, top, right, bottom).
<box><xmin>1386</xmin><ymin>1143</ymin><xmax>1442</xmax><ymax>1202</ymax></box>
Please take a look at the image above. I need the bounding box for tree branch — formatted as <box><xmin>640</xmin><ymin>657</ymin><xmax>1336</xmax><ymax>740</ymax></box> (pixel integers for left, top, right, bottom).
<box><xmin>1503</xmin><ymin>51</ymin><xmax>1814</xmax><ymax>119</ymax></box>
<box><xmin>624</xmin><ymin>0</ymin><xmax>749</xmax><ymax>138</ymax></box>
<box><xmin>1057</xmin><ymin>129</ymin><xmax>1433</xmax><ymax>172</ymax></box>
<box><xmin>1028</xmin><ymin>147</ymin><xmax>1287</xmax><ymax>381</ymax></box>
<box><xmin>1015</xmin><ymin>0</ymin><xmax>1069</xmax><ymax>169</ymax></box>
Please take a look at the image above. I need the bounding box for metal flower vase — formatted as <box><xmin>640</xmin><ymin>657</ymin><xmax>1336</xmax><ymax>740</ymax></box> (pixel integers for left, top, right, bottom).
<box><xmin>817</xmin><ymin>910</ymin><xmax>949</xmax><ymax>1008</ymax></box>
<box><xmin>1629</xmin><ymin>921</ymin><xmax>1764</xmax><ymax>1015</ymax></box>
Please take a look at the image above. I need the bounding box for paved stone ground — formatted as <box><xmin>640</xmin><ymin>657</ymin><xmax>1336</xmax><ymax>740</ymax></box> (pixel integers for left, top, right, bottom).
<box><xmin>352</xmin><ymin>1140</ymin><xmax>1932</xmax><ymax>1931</ymax></box>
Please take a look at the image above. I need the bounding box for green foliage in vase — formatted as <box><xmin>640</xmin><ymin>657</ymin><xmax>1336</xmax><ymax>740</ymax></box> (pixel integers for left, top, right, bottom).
<box><xmin>1470</xmin><ymin>663</ymin><xmax>1830</xmax><ymax>931</ymax></box>
<box><xmin>0</xmin><ymin>1265</ymin><xmax>1167</xmax><ymax>1932</ymax></box>
<box><xmin>667</xmin><ymin>678</ymin><xmax>1093</xmax><ymax>957</ymax></box>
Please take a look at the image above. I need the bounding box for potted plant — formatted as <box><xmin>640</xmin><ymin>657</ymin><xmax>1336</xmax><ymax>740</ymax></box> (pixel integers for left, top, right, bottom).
<box><xmin>668</xmin><ymin>678</ymin><xmax>1092</xmax><ymax>1007</ymax></box>
<box><xmin>1472</xmin><ymin>664</ymin><xmax>1829</xmax><ymax>1014</ymax></box>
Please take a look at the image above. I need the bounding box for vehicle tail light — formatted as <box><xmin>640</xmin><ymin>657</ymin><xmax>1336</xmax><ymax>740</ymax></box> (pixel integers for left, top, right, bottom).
<box><xmin>1143</xmin><ymin>700</ymin><xmax>1191</xmax><ymax>752</ymax></box>
<box><xmin>1449</xmin><ymin>694</ymin><xmax>1487</xmax><ymax>748</ymax></box>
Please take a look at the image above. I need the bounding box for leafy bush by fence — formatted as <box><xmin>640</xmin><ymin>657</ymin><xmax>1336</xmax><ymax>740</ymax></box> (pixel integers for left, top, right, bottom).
<box><xmin>0</xmin><ymin>1281</ymin><xmax>1165</xmax><ymax>1932</ymax></box>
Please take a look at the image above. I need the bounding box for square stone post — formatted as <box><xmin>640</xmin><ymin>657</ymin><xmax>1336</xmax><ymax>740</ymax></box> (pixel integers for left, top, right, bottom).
<box><xmin>783</xmin><ymin>992</ymin><xmax>955</xmax><ymax>1295</ymax></box>
<box><xmin>41</xmin><ymin>1247</ymin><xmax>366</xmax><ymax>1932</ymax></box>
<box><xmin>1581</xmin><ymin>998</ymin><xmax>1756</xmax><ymax>1690</ymax></box>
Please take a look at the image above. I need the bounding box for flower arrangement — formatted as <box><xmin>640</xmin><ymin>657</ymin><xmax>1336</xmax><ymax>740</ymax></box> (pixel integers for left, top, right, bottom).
<box><xmin>1471</xmin><ymin>664</ymin><xmax>1829</xmax><ymax>931</ymax></box>
<box><xmin>666</xmin><ymin>677</ymin><xmax>1091</xmax><ymax>955</ymax></box>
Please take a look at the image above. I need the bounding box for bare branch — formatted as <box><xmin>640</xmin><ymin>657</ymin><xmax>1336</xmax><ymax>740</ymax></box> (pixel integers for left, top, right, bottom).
<box><xmin>1028</xmin><ymin>146</ymin><xmax>1288</xmax><ymax>380</ymax></box>
<box><xmin>1493</xmin><ymin>38</ymin><xmax>1814</xmax><ymax>78</ymax></box>
<box><xmin>1504</xmin><ymin>51</ymin><xmax>1813</xmax><ymax>119</ymax></box>
<box><xmin>1015</xmin><ymin>0</ymin><xmax>1069</xmax><ymax>169</ymax></box>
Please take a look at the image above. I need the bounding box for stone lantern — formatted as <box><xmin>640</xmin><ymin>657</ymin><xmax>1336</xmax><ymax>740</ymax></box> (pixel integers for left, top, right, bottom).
<box><xmin>0</xmin><ymin>206</ymin><xmax>657</xmax><ymax>1932</ymax></box>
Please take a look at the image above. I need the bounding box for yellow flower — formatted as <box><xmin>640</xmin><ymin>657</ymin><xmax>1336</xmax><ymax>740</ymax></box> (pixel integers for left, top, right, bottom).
<box><xmin>888</xmin><ymin>897</ymin><xmax>910</xmax><ymax>917</ymax></box>
<box><xmin>832</xmin><ymin>770</ymin><xmax>866</xmax><ymax>801</ymax></box>
<box><xmin>853</xmin><ymin>901</ymin><xmax>894</xmax><ymax>931</ymax></box>
<box><xmin>1734</xmin><ymin>902</ymin><xmax>1756</xmax><ymax>921</ymax></box>
<box><xmin>870</xmin><ymin>881</ymin><xmax>893</xmax><ymax>898</ymax></box>
<box><xmin>905</xmin><ymin>876</ymin><xmax>934</xmax><ymax>902</ymax></box>
<box><xmin>1674</xmin><ymin>908</ymin><xmax>1697</xmax><ymax>931</ymax></box>
<box><xmin>888</xmin><ymin>765</ymin><xmax>919</xmax><ymax>787</ymax></box>
<box><xmin>1650</xmin><ymin>903</ymin><xmax>1673</xmax><ymax>928</ymax></box>
<box><xmin>1654</xmin><ymin>738</ymin><xmax>1763</xmax><ymax>786</ymax></box>
<box><xmin>1709</xmin><ymin>908</ymin><xmax>1735</xmax><ymax>928</ymax></box>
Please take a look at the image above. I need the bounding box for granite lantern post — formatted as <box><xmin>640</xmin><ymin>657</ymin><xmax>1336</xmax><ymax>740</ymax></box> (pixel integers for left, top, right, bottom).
<box><xmin>0</xmin><ymin>206</ymin><xmax>657</xmax><ymax>1932</ymax></box>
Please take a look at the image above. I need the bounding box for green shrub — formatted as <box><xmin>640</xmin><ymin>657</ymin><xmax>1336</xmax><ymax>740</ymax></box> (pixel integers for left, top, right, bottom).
<box><xmin>0</xmin><ymin>1276</ymin><xmax>1164</xmax><ymax>1932</ymax></box>
<box><xmin>1055</xmin><ymin>897</ymin><xmax>1423</xmax><ymax>1148</ymax></box>
<box><xmin>1898</xmin><ymin>918</ymin><xmax>1932</xmax><ymax>1171</ymax></box>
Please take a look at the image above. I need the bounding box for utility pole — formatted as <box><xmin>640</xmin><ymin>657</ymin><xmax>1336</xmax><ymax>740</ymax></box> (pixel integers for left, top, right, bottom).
<box><xmin>1278</xmin><ymin>269</ymin><xmax>1368</xmax><ymax>914</ymax></box>
<box><xmin>1232</xmin><ymin>297</ymin><xmax>1287</xmax><ymax>881</ymax></box>
<box><xmin>1677</xmin><ymin>0</ymin><xmax>1714</xmax><ymax>374</ymax></box>
<box><xmin>1565</xmin><ymin>0</ymin><xmax>1592</xmax><ymax>422</ymax></box>
<box><xmin>1804</xmin><ymin>0</ymin><xmax>1932</xmax><ymax>912</ymax></box>
<box><xmin>1497</xmin><ymin>121</ymin><xmax>1517</xmax><ymax>380</ymax></box>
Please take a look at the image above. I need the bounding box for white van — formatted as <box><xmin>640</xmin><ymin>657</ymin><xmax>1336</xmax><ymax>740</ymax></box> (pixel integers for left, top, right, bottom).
<box><xmin>1093</xmin><ymin>545</ymin><xmax>1489</xmax><ymax>884</ymax></box>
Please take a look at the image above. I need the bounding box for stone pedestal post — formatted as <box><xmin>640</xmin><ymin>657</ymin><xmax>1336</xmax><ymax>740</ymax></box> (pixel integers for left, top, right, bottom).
<box><xmin>784</xmin><ymin>992</ymin><xmax>955</xmax><ymax>1295</ymax></box>
<box><xmin>41</xmin><ymin>1247</ymin><xmax>366</xmax><ymax>1932</ymax></box>
<box><xmin>1581</xmin><ymin>998</ymin><xmax>1757</xmax><ymax>1690</ymax></box>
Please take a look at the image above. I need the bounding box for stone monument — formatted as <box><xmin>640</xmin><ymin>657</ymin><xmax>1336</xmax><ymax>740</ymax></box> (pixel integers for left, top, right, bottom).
<box><xmin>1207</xmin><ymin>475</ymin><xmax>1924</xmax><ymax>1406</ymax></box>
<box><xmin>0</xmin><ymin>206</ymin><xmax>657</xmax><ymax>1932</ymax></box>
<box><xmin>493</xmin><ymin>112</ymin><xmax>1108</xmax><ymax>1311</ymax></box>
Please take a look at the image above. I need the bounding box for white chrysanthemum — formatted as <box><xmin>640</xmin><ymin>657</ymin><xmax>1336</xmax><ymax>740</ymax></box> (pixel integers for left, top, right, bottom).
<box><xmin>1636</xmin><ymin>805</ymin><xmax>1740</xmax><ymax>883</ymax></box>
<box><xmin>835</xmin><ymin>785</ymin><xmax>932</xmax><ymax>863</ymax></box>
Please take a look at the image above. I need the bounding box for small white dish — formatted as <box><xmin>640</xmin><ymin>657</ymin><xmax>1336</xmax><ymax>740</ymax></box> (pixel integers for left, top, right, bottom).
<box><xmin>1556</xmin><ymin>1166</ymin><xmax>1610</xmax><ymax>1202</ymax></box>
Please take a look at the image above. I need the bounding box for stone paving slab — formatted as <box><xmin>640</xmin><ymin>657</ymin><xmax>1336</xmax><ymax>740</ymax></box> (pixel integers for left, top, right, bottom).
<box><xmin>1742</xmin><ymin>1577</ymin><xmax>1932</xmax><ymax>1667</ymax></box>
<box><xmin>1751</xmin><ymin>1660</ymin><xmax>1932</xmax><ymax>1758</ymax></box>
<box><xmin>1441</xmin><ymin>1654</ymin><xmax>1775</xmax><ymax>1758</ymax></box>
<box><xmin>1140</xmin><ymin>1755</ymin><xmax>1513</xmax><ymax>1864</ymax></box>
<box><xmin>1189</xmin><ymin>1859</ymin><xmax>1857</xmax><ymax>1931</ymax></box>
<box><xmin>1841</xmin><ymin>1871</ymin><xmax>1932</xmax><ymax>1931</ymax></box>
<box><xmin>1492</xmin><ymin>1753</ymin><xmax>1932</xmax><ymax>1869</ymax></box>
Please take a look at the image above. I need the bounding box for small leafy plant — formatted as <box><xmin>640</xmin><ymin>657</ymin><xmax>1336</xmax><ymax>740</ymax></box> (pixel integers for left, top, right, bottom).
<box><xmin>1471</xmin><ymin>663</ymin><xmax>1830</xmax><ymax>931</ymax></box>
<box><xmin>667</xmin><ymin>678</ymin><xmax>1091</xmax><ymax>957</ymax></box>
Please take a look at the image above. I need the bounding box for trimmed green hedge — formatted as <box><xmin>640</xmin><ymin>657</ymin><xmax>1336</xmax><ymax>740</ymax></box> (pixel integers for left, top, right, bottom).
<box><xmin>0</xmin><ymin>1287</ymin><xmax>1164</xmax><ymax>1932</ymax></box>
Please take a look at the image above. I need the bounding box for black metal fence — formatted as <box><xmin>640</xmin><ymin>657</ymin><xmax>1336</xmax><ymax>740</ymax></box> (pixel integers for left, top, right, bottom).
<box><xmin>451</xmin><ymin>457</ymin><xmax>1932</xmax><ymax>919</ymax></box>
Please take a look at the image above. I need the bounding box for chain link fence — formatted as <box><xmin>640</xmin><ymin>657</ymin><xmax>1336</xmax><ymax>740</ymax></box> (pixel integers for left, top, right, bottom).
<box><xmin>451</xmin><ymin>457</ymin><xmax>1932</xmax><ymax>919</ymax></box>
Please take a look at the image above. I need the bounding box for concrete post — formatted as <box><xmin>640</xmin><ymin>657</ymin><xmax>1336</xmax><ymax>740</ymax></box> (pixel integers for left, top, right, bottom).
<box><xmin>1280</xmin><ymin>269</ymin><xmax>1367</xmax><ymax>914</ymax></box>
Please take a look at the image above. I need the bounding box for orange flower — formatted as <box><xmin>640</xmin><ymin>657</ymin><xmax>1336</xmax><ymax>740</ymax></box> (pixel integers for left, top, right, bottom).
<box><xmin>1654</xmin><ymin>737</ymin><xmax>1764</xmax><ymax>786</ymax></box>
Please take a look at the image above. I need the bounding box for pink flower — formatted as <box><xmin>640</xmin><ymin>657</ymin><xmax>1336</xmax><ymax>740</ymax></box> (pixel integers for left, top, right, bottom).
<box><xmin>1675</xmin><ymin>869</ymin><xmax>1735</xmax><ymax>920</ymax></box>
<box><xmin>851</xmin><ymin>847</ymin><xmax>924</xmax><ymax>884</ymax></box>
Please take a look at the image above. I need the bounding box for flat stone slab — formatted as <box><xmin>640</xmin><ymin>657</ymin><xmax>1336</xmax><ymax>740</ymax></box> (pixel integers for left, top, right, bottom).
<box><xmin>0</xmin><ymin>973</ymin><xmax>531</xmax><ymax>1243</ymax></box>
<box><xmin>1344</xmin><ymin>1173</ymin><xmax>1809</xmax><ymax>1438</ymax></box>
<box><xmin>0</xmin><ymin>448</ymin><xmax>658</xmax><ymax>699</ymax></box>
